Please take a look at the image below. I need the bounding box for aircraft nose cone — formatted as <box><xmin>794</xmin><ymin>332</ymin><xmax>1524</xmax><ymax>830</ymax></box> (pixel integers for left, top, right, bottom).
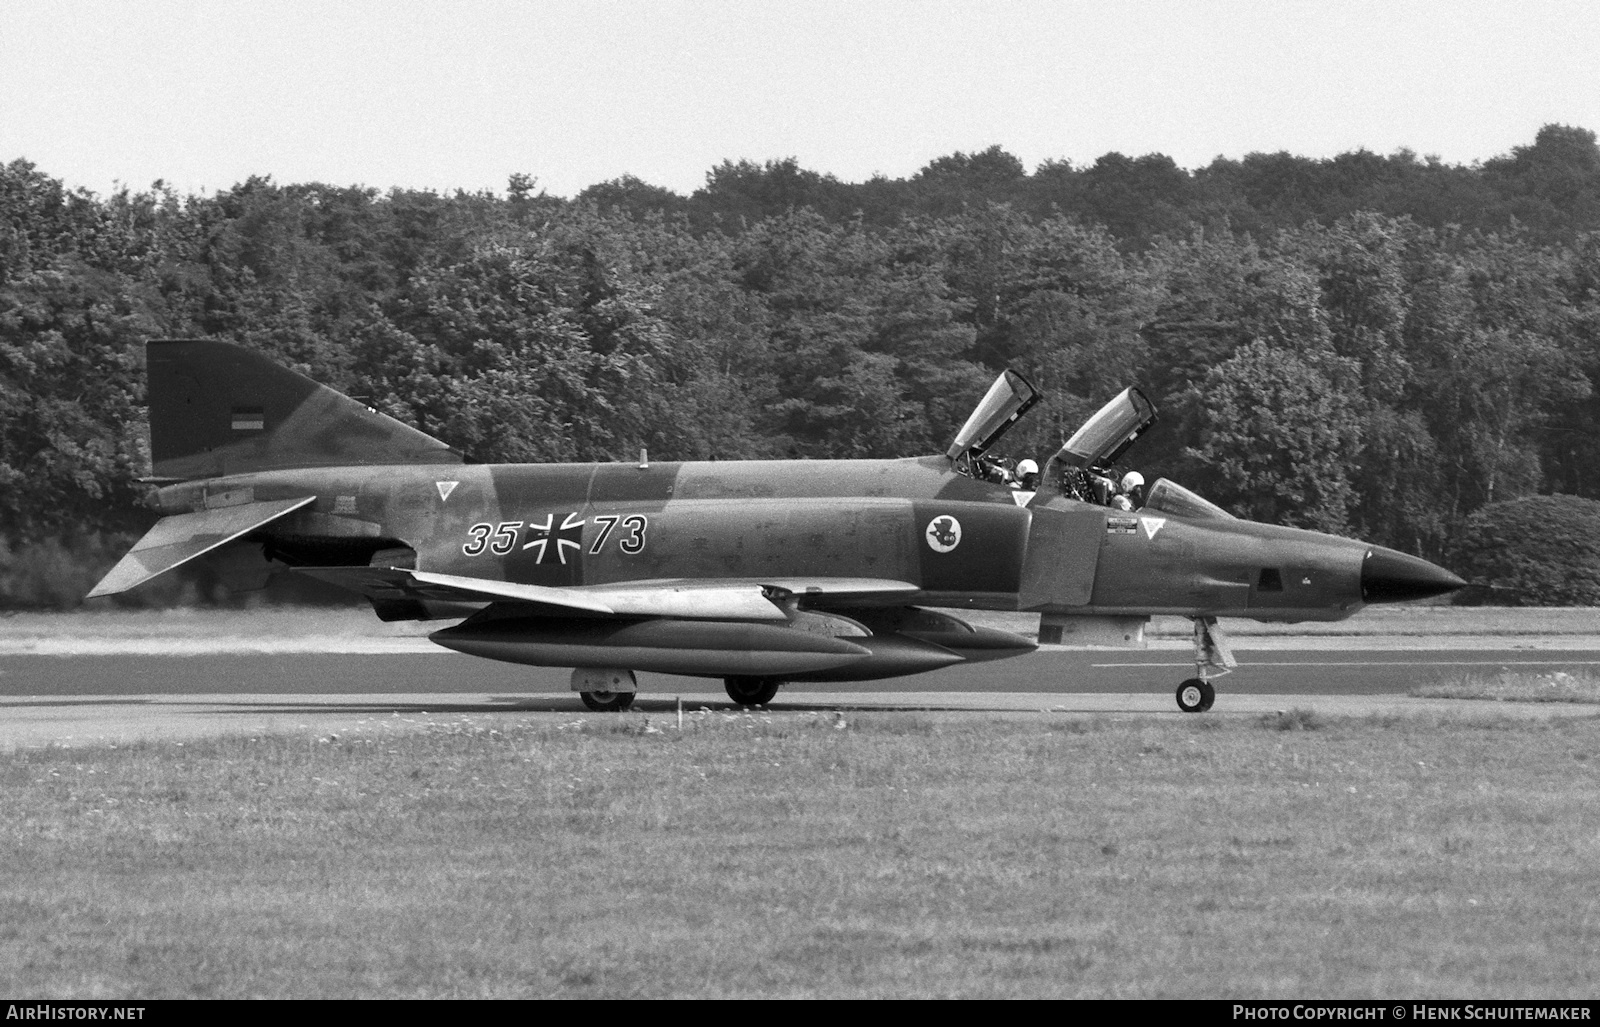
<box><xmin>1361</xmin><ymin>547</ymin><xmax>1467</xmax><ymax>603</ymax></box>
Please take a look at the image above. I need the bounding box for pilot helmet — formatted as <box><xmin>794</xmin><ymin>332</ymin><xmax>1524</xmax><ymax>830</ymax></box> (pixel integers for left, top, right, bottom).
<box><xmin>1121</xmin><ymin>470</ymin><xmax>1145</xmax><ymax>492</ymax></box>
<box><xmin>1016</xmin><ymin>459</ymin><xmax>1039</xmax><ymax>477</ymax></box>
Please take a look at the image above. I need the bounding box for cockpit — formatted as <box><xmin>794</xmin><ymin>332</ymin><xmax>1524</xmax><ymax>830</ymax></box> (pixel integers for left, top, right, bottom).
<box><xmin>949</xmin><ymin>370</ymin><xmax>1235</xmax><ymax>521</ymax></box>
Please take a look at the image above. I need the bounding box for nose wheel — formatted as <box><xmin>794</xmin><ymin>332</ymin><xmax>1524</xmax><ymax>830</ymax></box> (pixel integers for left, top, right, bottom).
<box><xmin>1176</xmin><ymin>678</ymin><xmax>1215</xmax><ymax>713</ymax></box>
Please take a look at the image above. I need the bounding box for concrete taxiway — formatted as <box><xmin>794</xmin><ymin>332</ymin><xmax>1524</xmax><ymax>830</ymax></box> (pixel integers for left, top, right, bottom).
<box><xmin>3</xmin><ymin>639</ymin><xmax>1599</xmax><ymax>750</ymax></box>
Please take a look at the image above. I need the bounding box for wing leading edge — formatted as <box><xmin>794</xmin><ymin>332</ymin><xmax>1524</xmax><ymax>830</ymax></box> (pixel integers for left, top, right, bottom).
<box><xmin>294</xmin><ymin>566</ymin><xmax>922</xmax><ymax>621</ymax></box>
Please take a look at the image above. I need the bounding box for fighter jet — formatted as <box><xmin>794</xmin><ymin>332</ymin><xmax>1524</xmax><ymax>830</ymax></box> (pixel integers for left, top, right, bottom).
<box><xmin>88</xmin><ymin>340</ymin><xmax>1465</xmax><ymax>712</ymax></box>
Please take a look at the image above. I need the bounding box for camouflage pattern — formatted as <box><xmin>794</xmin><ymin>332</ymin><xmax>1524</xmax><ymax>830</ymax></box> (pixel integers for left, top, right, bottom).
<box><xmin>135</xmin><ymin>456</ymin><xmax>1417</xmax><ymax>622</ymax></box>
<box><xmin>91</xmin><ymin>341</ymin><xmax>1467</xmax><ymax>707</ymax></box>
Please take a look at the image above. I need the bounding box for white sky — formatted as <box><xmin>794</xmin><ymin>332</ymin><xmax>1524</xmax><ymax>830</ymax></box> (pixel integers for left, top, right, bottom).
<box><xmin>3</xmin><ymin>0</ymin><xmax>1598</xmax><ymax>199</ymax></box>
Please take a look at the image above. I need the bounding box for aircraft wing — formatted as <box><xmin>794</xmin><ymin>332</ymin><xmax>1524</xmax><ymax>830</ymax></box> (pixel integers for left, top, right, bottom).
<box><xmin>87</xmin><ymin>497</ymin><xmax>317</xmax><ymax>597</ymax></box>
<box><xmin>294</xmin><ymin>567</ymin><xmax>920</xmax><ymax>620</ymax></box>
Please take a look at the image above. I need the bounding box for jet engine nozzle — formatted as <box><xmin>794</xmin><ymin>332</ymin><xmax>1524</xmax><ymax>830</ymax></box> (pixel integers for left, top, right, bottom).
<box><xmin>1360</xmin><ymin>547</ymin><xmax>1467</xmax><ymax>603</ymax></box>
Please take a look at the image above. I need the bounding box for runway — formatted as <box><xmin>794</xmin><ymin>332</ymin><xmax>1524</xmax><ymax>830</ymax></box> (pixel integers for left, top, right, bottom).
<box><xmin>5</xmin><ymin>645</ymin><xmax>1600</xmax><ymax>696</ymax></box>
<box><xmin>3</xmin><ymin>644</ymin><xmax>1599</xmax><ymax>750</ymax></box>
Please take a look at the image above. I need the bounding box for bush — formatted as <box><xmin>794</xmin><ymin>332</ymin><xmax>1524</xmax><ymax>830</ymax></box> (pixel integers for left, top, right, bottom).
<box><xmin>0</xmin><ymin>534</ymin><xmax>144</xmax><ymax>610</ymax></box>
<box><xmin>1451</xmin><ymin>494</ymin><xmax>1600</xmax><ymax>605</ymax></box>
<box><xmin>0</xmin><ymin>533</ymin><xmax>352</xmax><ymax>611</ymax></box>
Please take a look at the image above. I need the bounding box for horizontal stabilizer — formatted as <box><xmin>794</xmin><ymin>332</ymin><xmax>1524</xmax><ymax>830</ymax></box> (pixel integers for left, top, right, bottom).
<box><xmin>87</xmin><ymin>497</ymin><xmax>316</xmax><ymax>597</ymax></box>
<box><xmin>294</xmin><ymin>568</ymin><xmax>921</xmax><ymax>621</ymax></box>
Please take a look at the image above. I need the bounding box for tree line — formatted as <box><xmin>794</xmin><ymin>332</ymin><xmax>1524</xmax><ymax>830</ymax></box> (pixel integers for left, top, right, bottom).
<box><xmin>3</xmin><ymin>124</ymin><xmax>1600</xmax><ymax>607</ymax></box>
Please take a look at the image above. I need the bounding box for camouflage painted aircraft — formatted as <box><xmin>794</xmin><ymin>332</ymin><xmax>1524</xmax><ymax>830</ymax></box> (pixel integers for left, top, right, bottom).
<box><xmin>89</xmin><ymin>340</ymin><xmax>1465</xmax><ymax>712</ymax></box>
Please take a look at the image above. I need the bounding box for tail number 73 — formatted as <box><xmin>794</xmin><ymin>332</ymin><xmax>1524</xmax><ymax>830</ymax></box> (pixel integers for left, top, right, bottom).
<box><xmin>588</xmin><ymin>514</ymin><xmax>648</xmax><ymax>555</ymax></box>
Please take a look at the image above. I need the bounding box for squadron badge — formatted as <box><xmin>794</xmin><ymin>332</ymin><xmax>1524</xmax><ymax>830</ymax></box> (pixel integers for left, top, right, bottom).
<box><xmin>925</xmin><ymin>515</ymin><xmax>962</xmax><ymax>553</ymax></box>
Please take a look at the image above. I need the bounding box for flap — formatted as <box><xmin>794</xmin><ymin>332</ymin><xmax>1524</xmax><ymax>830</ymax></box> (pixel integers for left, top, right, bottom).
<box><xmin>294</xmin><ymin>568</ymin><xmax>922</xmax><ymax>621</ymax></box>
<box><xmin>87</xmin><ymin>496</ymin><xmax>316</xmax><ymax>597</ymax></box>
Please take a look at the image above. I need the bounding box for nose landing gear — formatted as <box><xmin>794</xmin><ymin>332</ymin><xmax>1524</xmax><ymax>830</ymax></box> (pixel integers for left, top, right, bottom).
<box><xmin>1176</xmin><ymin>678</ymin><xmax>1215</xmax><ymax>713</ymax></box>
<box><xmin>1178</xmin><ymin>617</ymin><xmax>1235</xmax><ymax>713</ymax></box>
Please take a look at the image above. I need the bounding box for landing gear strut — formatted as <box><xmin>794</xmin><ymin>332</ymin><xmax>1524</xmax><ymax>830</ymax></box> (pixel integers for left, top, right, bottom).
<box><xmin>1178</xmin><ymin>617</ymin><xmax>1235</xmax><ymax>713</ymax></box>
<box><xmin>724</xmin><ymin>676</ymin><xmax>781</xmax><ymax>706</ymax></box>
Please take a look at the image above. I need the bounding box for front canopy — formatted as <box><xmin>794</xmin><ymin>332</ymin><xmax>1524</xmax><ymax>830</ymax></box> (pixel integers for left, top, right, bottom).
<box><xmin>946</xmin><ymin>370</ymin><xmax>1040</xmax><ymax>463</ymax></box>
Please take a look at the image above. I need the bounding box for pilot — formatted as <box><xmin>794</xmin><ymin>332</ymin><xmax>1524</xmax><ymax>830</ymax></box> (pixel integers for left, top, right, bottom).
<box><xmin>1015</xmin><ymin>459</ymin><xmax>1040</xmax><ymax>491</ymax></box>
<box><xmin>1088</xmin><ymin>471</ymin><xmax>1117</xmax><ymax>506</ymax></box>
<box><xmin>1118</xmin><ymin>470</ymin><xmax>1146</xmax><ymax>510</ymax></box>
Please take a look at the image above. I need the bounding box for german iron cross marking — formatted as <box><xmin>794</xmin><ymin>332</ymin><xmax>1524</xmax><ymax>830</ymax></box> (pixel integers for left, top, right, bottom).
<box><xmin>522</xmin><ymin>512</ymin><xmax>586</xmax><ymax>564</ymax></box>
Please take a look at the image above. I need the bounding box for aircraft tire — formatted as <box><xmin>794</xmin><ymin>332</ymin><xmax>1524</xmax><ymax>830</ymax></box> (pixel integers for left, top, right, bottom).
<box><xmin>724</xmin><ymin>676</ymin><xmax>781</xmax><ymax>706</ymax></box>
<box><xmin>1176</xmin><ymin>678</ymin><xmax>1215</xmax><ymax>713</ymax></box>
<box><xmin>580</xmin><ymin>690</ymin><xmax>636</xmax><ymax>712</ymax></box>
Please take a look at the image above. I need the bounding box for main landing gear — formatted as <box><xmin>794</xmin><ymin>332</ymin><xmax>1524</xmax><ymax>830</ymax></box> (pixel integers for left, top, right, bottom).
<box><xmin>724</xmin><ymin>676</ymin><xmax>782</xmax><ymax>706</ymax></box>
<box><xmin>579</xmin><ymin>690</ymin><xmax>636</xmax><ymax>712</ymax></box>
<box><xmin>1177</xmin><ymin>617</ymin><xmax>1236</xmax><ymax>714</ymax></box>
<box><xmin>572</xmin><ymin>667</ymin><xmax>638</xmax><ymax>712</ymax></box>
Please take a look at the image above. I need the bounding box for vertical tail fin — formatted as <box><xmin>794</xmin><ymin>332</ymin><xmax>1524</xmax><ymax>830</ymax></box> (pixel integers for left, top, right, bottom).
<box><xmin>147</xmin><ymin>339</ymin><xmax>462</xmax><ymax>479</ymax></box>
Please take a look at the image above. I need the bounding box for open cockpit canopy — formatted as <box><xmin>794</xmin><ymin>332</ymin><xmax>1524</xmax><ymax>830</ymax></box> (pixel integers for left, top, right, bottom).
<box><xmin>1053</xmin><ymin>387</ymin><xmax>1157</xmax><ymax>470</ymax></box>
<box><xmin>948</xmin><ymin>375</ymin><xmax>1226</xmax><ymax>517</ymax></box>
<box><xmin>945</xmin><ymin>369</ymin><xmax>1040</xmax><ymax>466</ymax></box>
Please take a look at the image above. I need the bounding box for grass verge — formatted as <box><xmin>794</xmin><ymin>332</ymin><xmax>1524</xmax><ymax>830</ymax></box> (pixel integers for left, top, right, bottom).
<box><xmin>3</xmin><ymin>710</ymin><xmax>1599</xmax><ymax>998</ymax></box>
<box><xmin>1412</xmin><ymin>670</ymin><xmax>1600</xmax><ymax>704</ymax></box>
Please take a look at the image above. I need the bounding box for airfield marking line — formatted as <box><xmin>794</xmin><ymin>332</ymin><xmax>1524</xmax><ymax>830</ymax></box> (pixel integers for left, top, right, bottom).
<box><xmin>1093</xmin><ymin>659</ymin><xmax>1600</xmax><ymax>669</ymax></box>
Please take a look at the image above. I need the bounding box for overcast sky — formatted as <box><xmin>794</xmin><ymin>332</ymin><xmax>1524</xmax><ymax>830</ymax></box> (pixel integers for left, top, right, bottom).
<box><xmin>3</xmin><ymin>0</ymin><xmax>1597</xmax><ymax>199</ymax></box>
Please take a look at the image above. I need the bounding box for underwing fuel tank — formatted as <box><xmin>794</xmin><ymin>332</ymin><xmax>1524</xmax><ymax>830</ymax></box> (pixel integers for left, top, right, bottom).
<box><xmin>430</xmin><ymin>616</ymin><xmax>871</xmax><ymax>677</ymax></box>
<box><xmin>428</xmin><ymin>607</ymin><xmax>1035</xmax><ymax>681</ymax></box>
<box><xmin>844</xmin><ymin>607</ymin><xmax>1039</xmax><ymax>664</ymax></box>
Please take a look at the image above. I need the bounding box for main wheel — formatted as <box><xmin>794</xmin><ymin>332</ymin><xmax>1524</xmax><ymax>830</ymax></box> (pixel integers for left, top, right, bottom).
<box><xmin>1175</xmin><ymin>678</ymin><xmax>1215</xmax><ymax>713</ymax></box>
<box><xmin>580</xmin><ymin>690</ymin><xmax>636</xmax><ymax>712</ymax></box>
<box><xmin>724</xmin><ymin>676</ymin><xmax>781</xmax><ymax>706</ymax></box>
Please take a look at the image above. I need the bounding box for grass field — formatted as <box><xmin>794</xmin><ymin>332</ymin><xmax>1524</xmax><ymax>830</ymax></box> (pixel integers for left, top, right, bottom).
<box><xmin>3</xmin><ymin>709</ymin><xmax>1598</xmax><ymax>998</ymax></box>
<box><xmin>1414</xmin><ymin>670</ymin><xmax>1600</xmax><ymax>704</ymax></box>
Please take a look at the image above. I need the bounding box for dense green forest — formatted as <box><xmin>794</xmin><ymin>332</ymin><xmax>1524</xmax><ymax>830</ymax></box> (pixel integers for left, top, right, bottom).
<box><xmin>4</xmin><ymin>124</ymin><xmax>1600</xmax><ymax>607</ymax></box>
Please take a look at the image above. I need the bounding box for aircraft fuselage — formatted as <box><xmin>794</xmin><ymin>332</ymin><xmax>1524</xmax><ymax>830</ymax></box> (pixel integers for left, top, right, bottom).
<box><xmin>149</xmin><ymin>456</ymin><xmax>1379</xmax><ymax>623</ymax></box>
